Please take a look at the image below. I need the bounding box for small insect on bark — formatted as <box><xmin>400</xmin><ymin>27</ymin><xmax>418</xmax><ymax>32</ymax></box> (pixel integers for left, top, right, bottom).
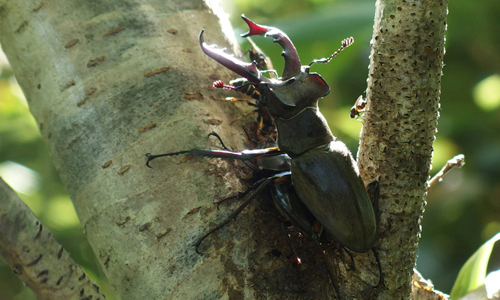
<box><xmin>146</xmin><ymin>15</ymin><xmax>382</xmax><ymax>299</ymax></box>
<box><xmin>350</xmin><ymin>95</ymin><xmax>367</xmax><ymax>119</ymax></box>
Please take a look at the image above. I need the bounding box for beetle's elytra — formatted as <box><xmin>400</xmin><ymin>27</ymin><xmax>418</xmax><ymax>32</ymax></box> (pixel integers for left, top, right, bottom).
<box><xmin>146</xmin><ymin>15</ymin><xmax>382</xmax><ymax>299</ymax></box>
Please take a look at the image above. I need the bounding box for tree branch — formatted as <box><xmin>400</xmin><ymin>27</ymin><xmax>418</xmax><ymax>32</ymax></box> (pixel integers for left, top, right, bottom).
<box><xmin>427</xmin><ymin>154</ymin><xmax>465</xmax><ymax>189</ymax></box>
<box><xmin>357</xmin><ymin>0</ymin><xmax>449</xmax><ymax>299</ymax></box>
<box><xmin>0</xmin><ymin>178</ymin><xmax>106</xmax><ymax>300</ymax></box>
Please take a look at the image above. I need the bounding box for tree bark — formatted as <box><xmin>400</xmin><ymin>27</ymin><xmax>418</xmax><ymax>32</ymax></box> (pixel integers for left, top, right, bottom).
<box><xmin>357</xmin><ymin>0</ymin><xmax>449</xmax><ymax>299</ymax></box>
<box><xmin>0</xmin><ymin>178</ymin><xmax>107</xmax><ymax>300</ymax></box>
<box><xmin>0</xmin><ymin>0</ymin><xmax>450</xmax><ymax>299</ymax></box>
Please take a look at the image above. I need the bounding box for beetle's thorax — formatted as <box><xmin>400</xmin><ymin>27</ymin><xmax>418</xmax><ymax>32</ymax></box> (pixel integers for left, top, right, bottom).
<box><xmin>274</xmin><ymin>107</ymin><xmax>335</xmax><ymax>157</ymax></box>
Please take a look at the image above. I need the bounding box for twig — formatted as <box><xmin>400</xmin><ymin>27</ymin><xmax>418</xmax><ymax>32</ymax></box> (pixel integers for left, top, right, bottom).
<box><xmin>427</xmin><ymin>154</ymin><xmax>465</xmax><ymax>189</ymax></box>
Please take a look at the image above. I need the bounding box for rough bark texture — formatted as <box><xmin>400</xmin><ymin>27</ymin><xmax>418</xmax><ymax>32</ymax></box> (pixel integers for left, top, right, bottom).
<box><xmin>0</xmin><ymin>178</ymin><xmax>106</xmax><ymax>300</ymax></box>
<box><xmin>357</xmin><ymin>0</ymin><xmax>449</xmax><ymax>299</ymax></box>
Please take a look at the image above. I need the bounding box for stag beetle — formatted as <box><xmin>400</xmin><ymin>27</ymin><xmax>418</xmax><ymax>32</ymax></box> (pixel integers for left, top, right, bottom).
<box><xmin>146</xmin><ymin>15</ymin><xmax>382</xmax><ymax>298</ymax></box>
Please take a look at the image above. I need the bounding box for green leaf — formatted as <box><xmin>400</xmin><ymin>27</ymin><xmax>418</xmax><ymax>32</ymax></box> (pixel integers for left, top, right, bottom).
<box><xmin>450</xmin><ymin>232</ymin><xmax>500</xmax><ymax>300</ymax></box>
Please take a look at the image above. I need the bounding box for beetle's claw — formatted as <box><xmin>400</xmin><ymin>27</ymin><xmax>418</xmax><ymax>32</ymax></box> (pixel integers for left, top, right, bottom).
<box><xmin>145</xmin><ymin>153</ymin><xmax>154</xmax><ymax>168</ymax></box>
<box><xmin>194</xmin><ymin>243</ymin><xmax>203</xmax><ymax>255</ymax></box>
<box><xmin>194</xmin><ymin>235</ymin><xmax>209</xmax><ymax>255</ymax></box>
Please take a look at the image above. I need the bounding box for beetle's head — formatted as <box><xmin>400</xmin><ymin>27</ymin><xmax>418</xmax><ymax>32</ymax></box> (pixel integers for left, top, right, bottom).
<box><xmin>200</xmin><ymin>15</ymin><xmax>331</xmax><ymax>119</ymax></box>
<box><xmin>257</xmin><ymin>67</ymin><xmax>329</xmax><ymax>119</ymax></box>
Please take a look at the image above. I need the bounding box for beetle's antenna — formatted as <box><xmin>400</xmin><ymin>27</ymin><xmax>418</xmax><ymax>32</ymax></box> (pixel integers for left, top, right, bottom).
<box><xmin>281</xmin><ymin>223</ymin><xmax>302</xmax><ymax>265</ymax></box>
<box><xmin>308</xmin><ymin>37</ymin><xmax>354</xmax><ymax>66</ymax></box>
<box><xmin>312</xmin><ymin>238</ymin><xmax>341</xmax><ymax>299</ymax></box>
<box><xmin>213</xmin><ymin>80</ymin><xmax>236</xmax><ymax>90</ymax></box>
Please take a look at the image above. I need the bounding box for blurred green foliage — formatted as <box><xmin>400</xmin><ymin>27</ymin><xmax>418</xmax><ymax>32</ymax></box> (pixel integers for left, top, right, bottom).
<box><xmin>0</xmin><ymin>0</ymin><xmax>499</xmax><ymax>298</ymax></box>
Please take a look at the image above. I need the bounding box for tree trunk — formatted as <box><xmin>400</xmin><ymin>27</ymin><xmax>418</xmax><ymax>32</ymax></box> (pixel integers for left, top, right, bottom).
<box><xmin>0</xmin><ymin>0</ymin><xmax>449</xmax><ymax>299</ymax></box>
<box><xmin>357</xmin><ymin>0</ymin><xmax>449</xmax><ymax>299</ymax></box>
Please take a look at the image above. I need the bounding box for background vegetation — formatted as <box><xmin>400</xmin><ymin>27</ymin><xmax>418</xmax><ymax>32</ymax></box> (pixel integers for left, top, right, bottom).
<box><xmin>1</xmin><ymin>0</ymin><xmax>499</xmax><ymax>298</ymax></box>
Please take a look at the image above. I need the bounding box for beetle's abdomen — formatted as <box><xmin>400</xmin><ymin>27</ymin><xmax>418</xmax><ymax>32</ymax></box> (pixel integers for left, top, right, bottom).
<box><xmin>275</xmin><ymin>108</ymin><xmax>334</xmax><ymax>157</ymax></box>
<box><xmin>290</xmin><ymin>141</ymin><xmax>377</xmax><ymax>253</ymax></box>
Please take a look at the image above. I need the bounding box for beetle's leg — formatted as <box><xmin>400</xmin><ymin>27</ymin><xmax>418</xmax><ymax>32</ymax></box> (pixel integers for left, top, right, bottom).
<box><xmin>145</xmin><ymin>151</ymin><xmax>190</xmax><ymax>167</ymax></box>
<box><xmin>365</xmin><ymin>181</ymin><xmax>380</xmax><ymax>205</ymax></box>
<box><xmin>195</xmin><ymin>177</ymin><xmax>269</xmax><ymax>254</ymax></box>
<box><xmin>242</xmin><ymin>125</ymin><xmax>259</xmax><ymax>145</ymax></box>
<box><xmin>207</xmin><ymin>132</ymin><xmax>230</xmax><ymax>151</ymax></box>
<box><xmin>146</xmin><ymin>146</ymin><xmax>283</xmax><ymax>168</ymax></box>
<box><xmin>214</xmin><ymin>194</ymin><xmax>239</xmax><ymax>209</ymax></box>
<box><xmin>364</xmin><ymin>181</ymin><xmax>384</xmax><ymax>288</ymax></box>
<box><xmin>214</xmin><ymin>158</ymin><xmax>290</xmax><ymax>209</ymax></box>
<box><xmin>280</xmin><ymin>222</ymin><xmax>301</xmax><ymax>265</ymax></box>
<box><xmin>195</xmin><ymin>171</ymin><xmax>290</xmax><ymax>254</ymax></box>
<box><xmin>339</xmin><ymin>245</ymin><xmax>355</xmax><ymax>271</ymax></box>
<box><xmin>216</xmin><ymin>97</ymin><xmax>254</xmax><ymax>104</ymax></box>
<box><xmin>214</xmin><ymin>178</ymin><xmax>266</xmax><ymax>208</ymax></box>
<box><xmin>207</xmin><ymin>131</ymin><xmax>277</xmax><ymax>205</ymax></box>
<box><xmin>372</xmin><ymin>248</ymin><xmax>384</xmax><ymax>288</ymax></box>
<box><xmin>365</xmin><ymin>180</ymin><xmax>380</xmax><ymax>221</ymax></box>
<box><xmin>229</xmin><ymin>110</ymin><xmax>258</xmax><ymax>125</ymax></box>
<box><xmin>312</xmin><ymin>238</ymin><xmax>342</xmax><ymax>300</ymax></box>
